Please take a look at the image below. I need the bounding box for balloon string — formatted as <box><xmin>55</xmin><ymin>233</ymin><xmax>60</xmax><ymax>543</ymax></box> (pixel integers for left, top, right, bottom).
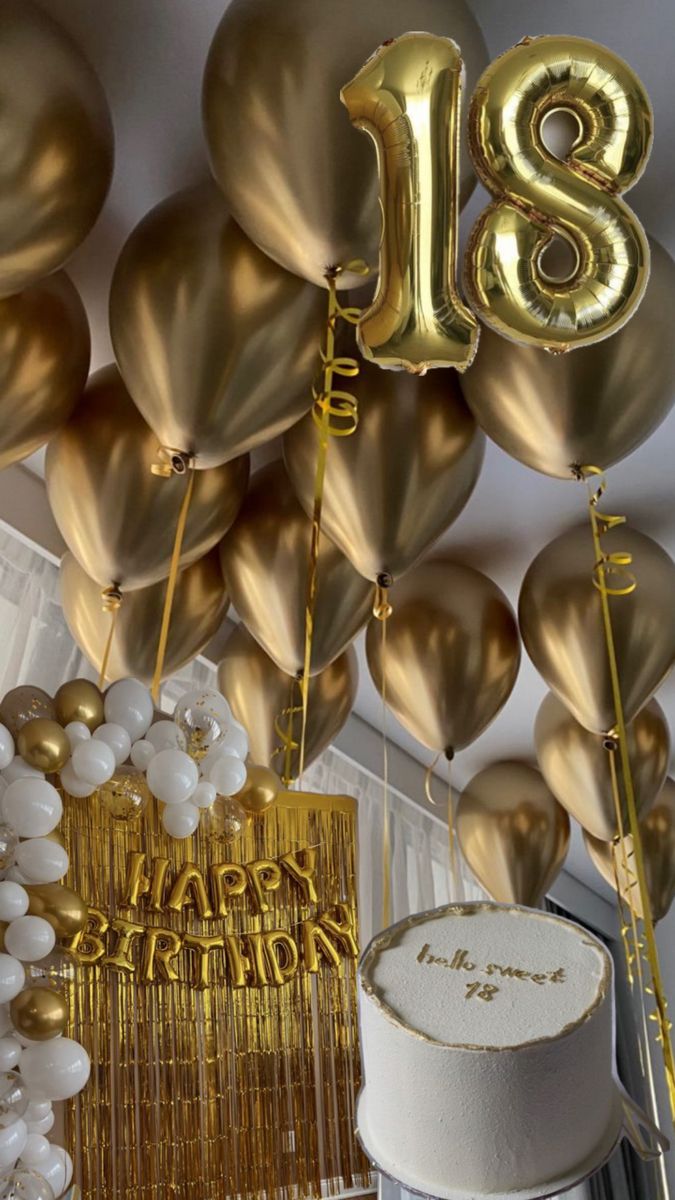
<box><xmin>98</xmin><ymin>587</ymin><xmax>122</xmax><ymax>689</ymax></box>
<box><xmin>272</xmin><ymin>676</ymin><xmax>302</xmax><ymax>788</ymax></box>
<box><xmin>151</xmin><ymin>464</ymin><xmax>196</xmax><ymax>704</ymax></box>
<box><xmin>374</xmin><ymin>584</ymin><xmax>393</xmax><ymax>930</ymax></box>
<box><xmin>424</xmin><ymin>752</ymin><xmax>460</xmax><ymax>899</ymax></box>
<box><xmin>580</xmin><ymin>464</ymin><xmax>675</xmax><ymax>1127</ymax></box>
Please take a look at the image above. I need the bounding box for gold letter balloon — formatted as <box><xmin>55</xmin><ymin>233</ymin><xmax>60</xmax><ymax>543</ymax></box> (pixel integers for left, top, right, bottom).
<box><xmin>341</xmin><ymin>34</ymin><xmax>478</xmax><ymax>372</ymax></box>
<box><xmin>465</xmin><ymin>35</ymin><xmax>653</xmax><ymax>352</ymax></box>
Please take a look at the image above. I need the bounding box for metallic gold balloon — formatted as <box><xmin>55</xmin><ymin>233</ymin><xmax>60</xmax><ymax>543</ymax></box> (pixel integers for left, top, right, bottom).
<box><xmin>110</xmin><ymin>183</ymin><xmax>326</xmax><ymax>467</ymax></box>
<box><xmin>585</xmin><ymin>779</ymin><xmax>675</xmax><ymax>923</ymax></box>
<box><xmin>53</xmin><ymin>678</ymin><xmax>104</xmax><ymax>732</ymax></box>
<box><xmin>46</xmin><ymin>365</ymin><xmax>249</xmax><ymax>590</ymax></box>
<box><xmin>0</xmin><ymin>0</ymin><xmax>113</xmax><ymax>297</ymax></box>
<box><xmin>457</xmin><ymin>761</ymin><xmax>570</xmax><ymax>906</ymax></box>
<box><xmin>465</xmin><ymin>35</ymin><xmax>652</xmax><ymax>352</ymax></box>
<box><xmin>519</xmin><ymin>524</ymin><xmax>675</xmax><ymax>734</ymax></box>
<box><xmin>26</xmin><ymin>883</ymin><xmax>88</xmax><ymax>940</ymax></box>
<box><xmin>0</xmin><ymin>272</ymin><xmax>90</xmax><ymax>471</ymax></box>
<box><xmin>60</xmin><ymin>550</ymin><xmax>228</xmax><ymax>685</ymax></box>
<box><xmin>462</xmin><ymin>239</ymin><xmax>675</xmax><ymax>479</ymax></box>
<box><xmin>9</xmin><ymin>984</ymin><xmax>68</xmax><ymax>1041</ymax></box>
<box><xmin>202</xmin><ymin>0</ymin><xmax>487</xmax><ymax>290</ymax></box>
<box><xmin>341</xmin><ymin>33</ymin><xmax>478</xmax><ymax>372</ymax></box>
<box><xmin>220</xmin><ymin>462</ymin><xmax>371</xmax><ymax>675</ymax></box>
<box><xmin>284</xmin><ymin>336</ymin><xmax>484</xmax><ymax>582</ymax></box>
<box><xmin>366</xmin><ymin>559</ymin><xmax>520</xmax><ymax>753</ymax></box>
<box><xmin>535</xmin><ymin>693</ymin><xmax>669</xmax><ymax>842</ymax></box>
<box><xmin>0</xmin><ymin>687</ymin><xmax>55</xmax><ymax>739</ymax></box>
<box><xmin>17</xmin><ymin>718</ymin><xmax>70</xmax><ymax>773</ymax></box>
<box><xmin>234</xmin><ymin>765</ymin><xmax>281</xmax><ymax>817</ymax></box>
<box><xmin>217</xmin><ymin>625</ymin><xmax>357</xmax><ymax>778</ymax></box>
<box><xmin>99</xmin><ymin>767</ymin><xmax>150</xmax><ymax>823</ymax></box>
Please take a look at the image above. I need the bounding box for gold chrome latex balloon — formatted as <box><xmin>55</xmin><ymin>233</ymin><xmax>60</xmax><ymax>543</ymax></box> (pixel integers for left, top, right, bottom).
<box><xmin>53</xmin><ymin>679</ymin><xmax>103</xmax><ymax>732</ymax></box>
<box><xmin>17</xmin><ymin>719</ymin><xmax>70</xmax><ymax>773</ymax></box>
<box><xmin>46</xmin><ymin>365</ymin><xmax>249</xmax><ymax>590</ymax></box>
<box><xmin>535</xmin><ymin>693</ymin><xmax>669</xmax><ymax>842</ymax></box>
<box><xmin>0</xmin><ymin>687</ymin><xmax>55</xmax><ymax>739</ymax></box>
<box><xmin>0</xmin><ymin>0</ymin><xmax>113</xmax><ymax>297</ymax></box>
<box><xmin>202</xmin><ymin>0</ymin><xmax>487</xmax><ymax>290</ymax></box>
<box><xmin>25</xmin><ymin>883</ymin><xmax>88</xmax><ymax>940</ymax></box>
<box><xmin>366</xmin><ymin>558</ymin><xmax>520</xmax><ymax>753</ymax></box>
<box><xmin>341</xmin><ymin>33</ymin><xmax>478</xmax><ymax>371</ymax></box>
<box><xmin>10</xmin><ymin>984</ymin><xmax>69</xmax><ymax>1042</ymax></box>
<box><xmin>520</xmin><ymin>524</ymin><xmax>675</xmax><ymax>734</ymax></box>
<box><xmin>234</xmin><ymin>765</ymin><xmax>281</xmax><ymax>817</ymax></box>
<box><xmin>110</xmin><ymin>184</ymin><xmax>326</xmax><ymax>467</ymax></box>
<box><xmin>457</xmin><ymin>761</ymin><xmax>570</xmax><ymax>906</ymax></box>
<box><xmin>60</xmin><ymin>550</ymin><xmax>228</xmax><ymax>685</ymax></box>
<box><xmin>219</xmin><ymin>462</ymin><xmax>371</xmax><ymax>676</ymax></box>
<box><xmin>585</xmin><ymin>779</ymin><xmax>675</xmax><ymax>924</ymax></box>
<box><xmin>284</xmin><ymin>333</ymin><xmax>484</xmax><ymax>582</ymax></box>
<box><xmin>0</xmin><ymin>272</ymin><xmax>90</xmax><ymax>471</ymax></box>
<box><xmin>461</xmin><ymin>239</ymin><xmax>675</xmax><ymax>479</ymax></box>
<box><xmin>217</xmin><ymin>625</ymin><xmax>357</xmax><ymax>778</ymax></box>
<box><xmin>465</xmin><ymin>35</ymin><xmax>652</xmax><ymax>352</ymax></box>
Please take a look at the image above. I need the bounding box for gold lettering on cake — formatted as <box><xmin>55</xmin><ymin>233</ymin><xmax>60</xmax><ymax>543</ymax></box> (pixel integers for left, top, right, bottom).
<box><xmin>416</xmin><ymin>944</ymin><xmax>567</xmax><ymax>993</ymax></box>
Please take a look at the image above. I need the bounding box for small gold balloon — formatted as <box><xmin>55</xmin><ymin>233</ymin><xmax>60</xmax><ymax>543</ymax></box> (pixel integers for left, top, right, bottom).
<box><xmin>17</xmin><ymin>718</ymin><xmax>70</xmax><ymax>773</ymax></box>
<box><xmin>10</xmin><ymin>984</ymin><xmax>69</xmax><ymax>1041</ymax></box>
<box><xmin>235</xmin><ymin>765</ymin><xmax>281</xmax><ymax>816</ymax></box>
<box><xmin>99</xmin><ymin>767</ymin><xmax>150</xmax><ymax>822</ymax></box>
<box><xmin>54</xmin><ymin>678</ymin><xmax>104</xmax><ymax>732</ymax></box>
<box><xmin>0</xmin><ymin>687</ymin><xmax>55</xmax><ymax>739</ymax></box>
<box><xmin>204</xmin><ymin>795</ymin><xmax>248</xmax><ymax>846</ymax></box>
<box><xmin>26</xmin><ymin>883</ymin><xmax>88</xmax><ymax>940</ymax></box>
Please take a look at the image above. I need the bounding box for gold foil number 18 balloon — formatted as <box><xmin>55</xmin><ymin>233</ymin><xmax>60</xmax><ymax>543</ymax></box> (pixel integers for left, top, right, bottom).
<box><xmin>343</xmin><ymin>33</ymin><xmax>653</xmax><ymax>368</ymax></box>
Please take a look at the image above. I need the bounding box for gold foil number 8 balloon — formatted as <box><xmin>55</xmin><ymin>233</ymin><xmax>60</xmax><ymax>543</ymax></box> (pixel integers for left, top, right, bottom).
<box><xmin>465</xmin><ymin>35</ymin><xmax>653</xmax><ymax>352</ymax></box>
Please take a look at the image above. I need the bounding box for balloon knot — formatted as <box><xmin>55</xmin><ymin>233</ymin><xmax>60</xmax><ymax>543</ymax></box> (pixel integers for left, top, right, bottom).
<box><xmin>151</xmin><ymin>447</ymin><xmax>195</xmax><ymax>477</ymax></box>
<box><xmin>100</xmin><ymin>586</ymin><xmax>122</xmax><ymax>613</ymax></box>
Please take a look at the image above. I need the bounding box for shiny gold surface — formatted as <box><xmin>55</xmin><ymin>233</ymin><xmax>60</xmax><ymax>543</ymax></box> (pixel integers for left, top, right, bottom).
<box><xmin>60</xmin><ymin>549</ymin><xmax>228</xmax><ymax>685</ymax></box>
<box><xmin>26</xmin><ymin>882</ymin><xmax>88</xmax><ymax>940</ymax></box>
<box><xmin>0</xmin><ymin>271</ymin><xmax>90</xmax><ymax>470</ymax></box>
<box><xmin>17</xmin><ymin>717</ymin><xmax>70</xmax><ymax>773</ymax></box>
<box><xmin>46</xmin><ymin>365</ymin><xmax>249</xmax><ymax>590</ymax></box>
<box><xmin>341</xmin><ymin>33</ymin><xmax>478</xmax><ymax>371</ymax></box>
<box><xmin>519</xmin><ymin>524</ymin><xmax>675</xmax><ymax>734</ymax></box>
<box><xmin>462</xmin><ymin>239</ymin><xmax>675</xmax><ymax>479</ymax></box>
<box><xmin>585</xmin><ymin>779</ymin><xmax>675</xmax><ymax>924</ymax></box>
<box><xmin>366</xmin><ymin>559</ymin><xmax>520</xmax><ymax>752</ymax></box>
<box><xmin>220</xmin><ymin>462</ymin><xmax>371</xmax><ymax>675</ymax></box>
<box><xmin>202</xmin><ymin>0</ymin><xmax>487</xmax><ymax>290</ymax></box>
<box><xmin>465</xmin><ymin>35</ymin><xmax>652</xmax><ymax>351</ymax></box>
<box><xmin>54</xmin><ymin>678</ymin><xmax>104</xmax><ymax>732</ymax></box>
<box><xmin>535</xmin><ymin>693</ymin><xmax>669</xmax><ymax>842</ymax></box>
<box><xmin>10</xmin><ymin>984</ymin><xmax>69</xmax><ymax>1041</ymax></box>
<box><xmin>284</xmin><ymin>333</ymin><xmax>484</xmax><ymax>582</ymax></box>
<box><xmin>0</xmin><ymin>0</ymin><xmax>113</xmax><ymax>297</ymax></box>
<box><xmin>110</xmin><ymin>183</ymin><xmax>326</xmax><ymax>467</ymax></box>
<box><xmin>234</xmin><ymin>765</ymin><xmax>281</xmax><ymax>817</ymax></box>
<box><xmin>456</xmin><ymin>762</ymin><xmax>570</xmax><ymax>907</ymax></box>
<box><xmin>0</xmin><ymin>686</ymin><xmax>55</xmax><ymax>738</ymax></box>
<box><xmin>217</xmin><ymin>624</ymin><xmax>357</xmax><ymax>778</ymax></box>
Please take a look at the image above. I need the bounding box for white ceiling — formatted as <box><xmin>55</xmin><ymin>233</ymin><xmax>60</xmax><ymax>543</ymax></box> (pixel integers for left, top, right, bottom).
<box><xmin>20</xmin><ymin>0</ymin><xmax>675</xmax><ymax>899</ymax></box>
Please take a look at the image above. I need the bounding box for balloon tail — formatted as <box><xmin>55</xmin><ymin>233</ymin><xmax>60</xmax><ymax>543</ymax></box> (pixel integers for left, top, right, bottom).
<box><xmin>374</xmin><ymin>583</ymin><xmax>393</xmax><ymax>930</ymax></box>
<box><xmin>424</xmin><ymin>750</ymin><xmax>461</xmax><ymax>901</ymax></box>
<box><xmin>272</xmin><ymin>676</ymin><xmax>303</xmax><ymax>788</ymax></box>
<box><xmin>151</xmin><ymin>460</ymin><xmax>196</xmax><ymax>704</ymax></box>
<box><xmin>98</xmin><ymin>587</ymin><xmax>122</xmax><ymax>689</ymax></box>
<box><xmin>582</xmin><ymin>464</ymin><xmax>675</xmax><ymax>1129</ymax></box>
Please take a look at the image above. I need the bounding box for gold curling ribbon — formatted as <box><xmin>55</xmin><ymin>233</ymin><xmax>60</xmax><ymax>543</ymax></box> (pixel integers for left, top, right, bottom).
<box><xmin>98</xmin><ymin>586</ymin><xmax>122</xmax><ymax>689</ymax></box>
<box><xmin>272</xmin><ymin>675</ymin><xmax>303</xmax><ymax>788</ymax></box>
<box><xmin>373</xmin><ymin>581</ymin><xmax>393</xmax><ymax>930</ymax></box>
<box><xmin>424</xmin><ymin>748</ymin><xmax>460</xmax><ymax>900</ymax></box>
<box><xmin>580</xmin><ymin>464</ymin><xmax>675</xmax><ymax>1128</ymax></box>
<box><xmin>150</xmin><ymin>450</ymin><xmax>196</xmax><ymax>704</ymax></box>
<box><xmin>297</xmin><ymin>261</ymin><xmax>367</xmax><ymax>781</ymax></box>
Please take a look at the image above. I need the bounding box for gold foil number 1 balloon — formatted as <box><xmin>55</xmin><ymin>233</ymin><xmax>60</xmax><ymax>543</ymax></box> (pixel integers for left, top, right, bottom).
<box><xmin>341</xmin><ymin>33</ymin><xmax>478</xmax><ymax>373</ymax></box>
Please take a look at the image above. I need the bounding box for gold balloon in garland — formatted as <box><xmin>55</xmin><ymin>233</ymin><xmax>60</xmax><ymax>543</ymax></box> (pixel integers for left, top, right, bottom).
<box><xmin>585</xmin><ymin>779</ymin><xmax>675</xmax><ymax>924</ymax></box>
<box><xmin>234</xmin><ymin>765</ymin><xmax>281</xmax><ymax>816</ymax></box>
<box><xmin>10</xmin><ymin>984</ymin><xmax>69</xmax><ymax>1041</ymax></box>
<box><xmin>17</xmin><ymin>719</ymin><xmax>70</xmax><ymax>773</ymax></box>
<box><xmin>0</xmin><ymin>687</ymin><xmax>55</xmax><ymax>739</ymax></box>
<box><xmin>26</xmin><ymin>883</ymin><xmax>88</xmax><ymax>940</ymax></box>
<box><xmin>54</xmin><ymin>679</ymin><xmax>104</xmax><ymax>732</ymax></box>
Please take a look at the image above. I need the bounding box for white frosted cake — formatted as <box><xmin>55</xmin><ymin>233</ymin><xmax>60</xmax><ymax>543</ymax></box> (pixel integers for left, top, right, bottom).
<box><xmin>358</xmin><ymin>903</ymin><xmax>622</xmax><ymax>1198</ymax></box>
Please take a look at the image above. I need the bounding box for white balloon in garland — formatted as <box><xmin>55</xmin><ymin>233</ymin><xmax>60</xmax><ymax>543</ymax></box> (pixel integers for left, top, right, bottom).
<box><xmin>0</xmin><ymin>884</ymin><xmax>28</xmax><ymax>924</ymax></box>
<box><xmin>64</xmin><ymin>721</ymin><xmax>90</xmax><ymax>751</ymax></box>
<box><xmin>34</xmin><ymin>1145</ymin><xmax>72</xmax><ymax>1196</ymax></box>
<box><xmin>19</xmin><ymin>1133</ymin><xmax>50</xmax><ymax>1167</ymax></box>
<box><xmin>192</xmin><ymin>781</ymin><xmax>216</xmax><ymax>809</ymax></box>
<box><xmin>208</xmin><ymin>755</ymin><xmax>247</xmax><ymax>797</ymax></box>
<box><xmin>92</xmin><ymin>722</ymin><xmax>131</xmax><ymax>767</ymax></box>
<box><xmin>146</xmin><ymin>749</ymin><xmax>198</xmax><ymax>805</ymax></box>
<box><xmin>4</xmin><ymin>918</ymin><xmax>55</xmax><ymax>963</ymax></box>
<box><xmin>21</xmin><ymin>1039</ymin><xmax>90</xmax><ymax>1102</ymax></box>
<box><xmin>1</xmin><ymin>760</ymin><xmax>43</xmax><ymax>786</ymax></box>
<box><xmin>22</xmin><ymin>1104</ymin><xmax>50</xmax><ymax>1126</ymax></box>
<box><xmin>146</xmin><ymin>721</ymin><xmax>186</xmax><ymax>754</ymax></box>
<box><xmin>58</xmin><ymin>762</ymin><xmax>95</xmax><ymax>798</ymax></box>
<box><xmin>161</xmin><ymin>802</ymin><xmax>200</xmax><ymax>839</ymax></box>
<box><xmin>130</xmin><ymin>739</ymin><xmax>155</xmax><ymax>771</ymax></box>
<box><xmin>0</xmin><ymin>1040</ymin><xmax>20</xmax><ymax>1073</ymax></box>
<box><xmin>2</xmin><ymin>781</ymin><xmax>62</xmax><ymax>839</ymax></box>
<box><xmin>0</xmin><ymin>728</ymin><xmax>13</xmax><ymax>773</ymax></box>
<box><xmin>70</xmin><ymin>739</ymin><xmax>115</xmax><ymax>787</ymax></box>
<box><xmin>14</xmin><ymin>840</ymin><xmax>68</xmax><ymax>885</ymax></box>
<box><xmin>104</xmin><ymin>679</ymin><xmax>153</xmax><ymax>741</ymax></box>
<box><xmin>0</xmin><ymin>1116</ymin><xmax>27</xmax><ymax>1169</ymax></box>
<box><xmin>0</xmin><ymin>957</ymin><xmax>25</xmax><ymax>1004</ymax></box>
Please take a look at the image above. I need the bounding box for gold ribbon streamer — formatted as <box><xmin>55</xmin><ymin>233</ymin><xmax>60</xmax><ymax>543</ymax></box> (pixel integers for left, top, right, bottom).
<box><xmin>98</xmin><ymin>587</ymin><xmax>122</xmax><ymax>690</ymax></box>
<box><xmin>580</xmin><ymin>464</ymin><xmax>675</xmax><ymax>1128</ymax></box>
<box><xmin>272</xmin><ymin>676</ymin><xmax>303</xmax><ymax>788</ymax></box>
<box><xmin>151</xmin><ymin>453</ymin><xmax>196</xmax><ymax>704</ymax></box>
<box><xmin>373</xmin><ymin>583</ymin><xmax>393</xmax><ymax>930</ymax></box>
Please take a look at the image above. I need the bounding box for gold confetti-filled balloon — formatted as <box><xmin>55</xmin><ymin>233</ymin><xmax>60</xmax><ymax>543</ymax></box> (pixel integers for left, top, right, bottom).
<box><xmin>0</xmin><ymin>687</ymin><xmax>55</xmax><ymax>739</ymax></box>
<box><xmin>99</xmin><ymin>767</ymin><xmax>150</xmax><ymax>822</ymax></box>
<box><xmin>204</xmin><ymin>795</ymin><xmax>248</xmax><ymax>846</ymax></box>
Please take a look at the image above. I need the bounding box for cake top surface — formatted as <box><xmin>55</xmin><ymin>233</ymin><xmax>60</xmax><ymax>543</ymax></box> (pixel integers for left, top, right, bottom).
<box><xmin>360</xmin><ymin>903</ymin><xmax>611</xmax><ymax>1050</ymax></box>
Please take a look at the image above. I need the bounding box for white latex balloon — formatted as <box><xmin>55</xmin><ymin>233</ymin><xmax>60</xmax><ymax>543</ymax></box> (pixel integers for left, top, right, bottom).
<box><xmin>19</xmin><ymin>1133</ymin><xmax>50</xmax><ymax>1167</ymax></box>
<box><xmin>220</xmin><ymin>722</ymin><xmax>249</xmax><ymax>759</ymax></box>
<box><xmin>23</xmin><ymin>1103</ymin><xmax>50</xmax><ymax>1125</ymax></box>
<box><xmin>25</xmin><ymin>1112</ymin><xmax>54</xmax><ymax>1137</ymax></box>
<box><xmin>93</xmin><ymin>723</ymin><xmax>131</xmax><ymax>767</ymax></box>
<box><xmin>1</xmin><ymin>760</ymin><xmax>44</xmax><ymax>785</ymax></box>
<box><xmin>15</xmin><ymin>840</ymin><xmax>68</xmax><ymax>885</ymax></box>
<box><xmin>0</xmin><ymin>1040</ymin><xmax>20</xmax><ymax>1073</ymax></box>
<box><xmin>0</xmin><ymin>728</ymin><xmax>14</xmax><ymax>773</ymax></box>
<box><xmin>0</xmin><ymin>1008</ymin><xmax>12</xmax><ymax>1039</ymax></box>
<box><xmin>0</xmin><ymin>957</ymin><xmax>25</xmax><ymax>1004</ymax></box>
<box><xmin>0</xmin><ymin>884</ymin><xmax>28</xmax><ymax>923</ymax></box>
<box><xmin>64</xmin><ymin>722</ymin><xmax>90</xmax><ymax>750</ymax></box>
<box><xmin>104</xmin><ymin>679</ymin><xmax>153</xmax><ymax>741</ymax></box>
<box><xmin>146</xmin><ymin>749</ymin><xmax>198</xmax><ymax>805</ymax></box>
<box><xmin>71</xmin><ymin>739</ymin><xmax>115</xmax><ymax>787</ymax></box>
<box><xmin>161</xmin><ymin>802</ymin><xmax>200</xmax><ymax>839</ymax></box>
<box><xmin>192</xmin><ymin>781</ymin><xmax>216</xmax><ymax>810</ymax></box>
<box><xmin>208</xmin><ymin>756</ymin><xmax>247</xmax><ymax>796</ymax></box>
<box><xmin>4</xmin><ymin>918</ymin><xmax>55</xmax><ymax>964</ymax></box>
<box><xmin>58</xmin><ymin>761</ymin><xmax>95</xmax><ymax>799</ymax></box>
<box><xmin>200</xmin><ymin>743</ymin><xmax>239</xmax><ymax>780</ymax></box>
<box><xmin>2</xmin><ymin>781</ymin><xmax>62</xmax><ymax>839</ymax></box>
<box><xmin>146</xmin><ymin>721</ymin><xmax>186</xmax><ymax>753</ymax></box>
<box><xmin>21</xmin><ymin>1039</ymin><xmax>90</xmax><ymax>1102</ymax></box>
<box><xmin>0</xmin><ymin>1115</ymin><xmax>27</xmax><ymax>1168</ymax></box>
<box><xmin>35</xmin><ymin>1145</ymin><xmax>72</xmax><ymax>1195</ymax></box>
<box><xmin>130</xmin><ymin>739</ymin><xmax>155</xmax><ymax>771</ymax></box>
<box><xmin>4</xmin><ymin>869</ymin><xmax>28</xmax><ymax>886</ymax></box>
